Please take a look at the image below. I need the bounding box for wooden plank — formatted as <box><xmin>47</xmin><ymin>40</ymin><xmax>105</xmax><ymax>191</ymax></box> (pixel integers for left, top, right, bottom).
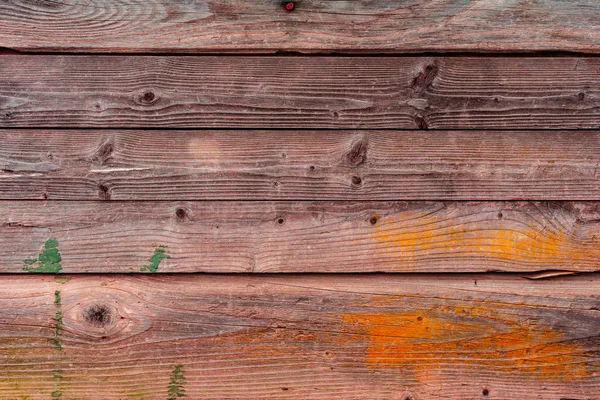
<box><xmin>2</xmin><ymin>201</ymin><xmax>600</xmax><ymax>273</ymax></box>
<box><xmin>0</xmin><ymin>274</ymin><xmax>598</xmax><ymax>399</ymax></box>
<box><xmin>2</xmin><ymin>129</ymin><xmax>600</xmax><ymax>201</ymax></box>
<box><xmin>0</xmin><ymin>56</ymin><xmax>599</xmax><ymax>129</ymax></box>
<box><xmin>1</xmin><ymin>1</ymin><xmax>600</xmax><ymax>54</ymax></box>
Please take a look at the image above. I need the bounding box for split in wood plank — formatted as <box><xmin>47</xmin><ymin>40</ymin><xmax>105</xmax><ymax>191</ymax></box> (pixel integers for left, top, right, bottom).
<box><xmin>1</xmin><ymin>1</ymin><xmax>600</xmax><ymax>54</ymax></box>
<box><xmin>0</xmin><ymin>274</ymin><xmax>598</xmax><ymax>399</ymax></box>
<box><xmin>2</xmin><ymin>129</ymin><xmax>600</xmax><ymax>200</ymax></box>
<box><xmin>2</xmin><ymin>201</ymin><xmax>600</xmax><ymax>273</ymax></box>
<box><xmin>0</xmin><ymin>56</ymin><xmax>599</xmax><ymax>129</ymax></box>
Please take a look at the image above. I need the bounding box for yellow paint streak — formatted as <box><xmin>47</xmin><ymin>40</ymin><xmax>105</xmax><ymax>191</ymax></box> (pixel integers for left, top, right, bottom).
<box><xmin>372</xmin><ymin>211</ymin><xmax>600</xmax><ymax>270</ymax></box>
<box><xmin>341</xmin><ymin>307</ymin><xmax>588</xmax><ymax>381</ymax></box>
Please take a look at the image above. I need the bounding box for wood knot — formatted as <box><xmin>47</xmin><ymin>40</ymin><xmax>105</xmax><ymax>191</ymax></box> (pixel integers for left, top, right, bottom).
<box><xmin>345</xmin><ymin>139</ymin><xmax>368</xmax><ymax>167</ymax></box>
<box><xmin>93</xmin><ymin>141</ymin><xmax>114</xmax><ymax>165</ymax></box>
<box><xmin>137</xmin><ymin>90</ymin><xmax>158</xmax><ymax>105</ymax></box>
<box><xmin>411</xmin><ymin>62</ymin><xmax>438</xmax><ymax>92</ymax></box>
<box><xmin>175</xmin><ymin>207</ymin><xmax>187</xmax><ymax>221</ymax></box>
<box><xmin>98</xmin><ymin>183</ymin><xmax>112</xmax><ymax>200</ymax></box>
<box><xmin>414</xmin><ymin>114</ymin><xmax>429</xmax><ymax>129</ymax></box>
<box><xmin>84</xmin><ymin>304</ymin><xmax>112</xmax><ymax>327</ymax></box>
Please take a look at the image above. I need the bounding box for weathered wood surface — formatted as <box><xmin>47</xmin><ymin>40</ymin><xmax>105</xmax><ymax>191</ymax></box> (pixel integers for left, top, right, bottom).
<box><xmin>1</xmin><ymin>1</ymin><xmax>600</xmax><ymax>54</ymax></box>
<box><xmin>1</xmin><ymin>56</ymin><xmax>599</xmax><ymax>129</ymax></box>
<box><xmin>0</xmin><ymin>274</ymin><xmax>598</xmax><ymax>399</ymax></box>
<box><xmin>2</xmin><ymin>129</ymin><xmax>600</xmax><ymax>201</ymax></box>
<box><xmin>3</xmin><ymin>201</ymin><xmax>600</xmax><ymax>273</ymax></box>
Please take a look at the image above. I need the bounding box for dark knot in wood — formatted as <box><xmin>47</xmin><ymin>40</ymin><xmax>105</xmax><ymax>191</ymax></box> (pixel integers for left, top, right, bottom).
<box><xmin>411</xmin><ymin>62</ymin><xmax>438</xmax><ymax>92</ymax></box>
<box><xmin>84</xmin><ymin>304</ymin><xmax>112</xmax><ymax>327</ymax></box>
<box><xmin>137</xmin><ymin>90</ymin><xmax>158</xmax><ymax>105</ymax></box>
<box><xmin>98</xmin><ymin>183</ymin><xmax>112</xmax><ymax>200</ymax></box>
<box><xmin>414</xmin><ymin>114</ymin><xmax>429</xmax><ymax>130</ymax></box>
<box><xmin>345</xmin><ymin>139</ymin><xmax>368</xmax><ymax>167</ymax></box>
<box><xmin>93</xmin><ymin>141</ymin><xmax>114</xmax><ymax>165</ymax></box>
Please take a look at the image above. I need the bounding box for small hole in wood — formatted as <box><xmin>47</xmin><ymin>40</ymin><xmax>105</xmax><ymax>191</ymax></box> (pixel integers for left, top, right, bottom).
<box><xmin>482</xmin><ymin>388</ymin><xmax>489</xmax><ymax>396</ymax></box>
<box><xmin>309</xmin><ymin>165</ymin><xmax>315</xmax><ymax>171</ymax></box>
<box><xmin>497</xmin><ymin>212</ymin><xmax>503</xmax><ymax>219</ymax></box>
<box><xmin>352</xmin><ymin>176</ymin><xmax>362</xmax><ymax>186</ymax></box>
<box><xmin>277</xmin><ymin>218</ymin><xmax>285</xmax><ymax>225</ymax></box>
<box><xmin>369</xmin><ymin>215</ymin><xmax>378</xmax><ymax>225</ymax></box>
<box><xmin>578</xmin><ymin>92</ymin><xmax>585</xmax><ymax>101</ymax></box>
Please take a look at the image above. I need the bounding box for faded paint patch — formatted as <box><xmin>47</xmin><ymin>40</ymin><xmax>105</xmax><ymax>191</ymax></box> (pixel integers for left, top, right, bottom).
<box><xmin>141</xmin><ymin>246</ymin><xmax>169</xmax><ymax>272</ymax></box>
<box><xmin>340</xmin><ymin>306</ymin><xmax>588</xmax><ymax>382</ymax></box>
<box><xmin>23</xmin><ymin>239</ymin><xmax>62</xmax><ymax>273</ymax></box>
<box><xmin>371</xmin><ymin>211</ymin><xmax>600</xmax><ymax>271</ymax></box>
<box><xmin>167</xmin><ymin>365</ymin><xmax>185</xmax><ymax>400</ymax></box>
<box><xmin>54</xmin><ymin>276</ymin><xmax>71</xmax><ymax>284</ymax></box>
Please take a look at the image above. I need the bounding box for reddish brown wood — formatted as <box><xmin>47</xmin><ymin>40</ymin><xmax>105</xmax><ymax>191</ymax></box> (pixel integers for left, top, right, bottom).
<box><xmin>0</xmin><ymin>56</ymin><xmax>598</xmax><ymax>129</ymax></box>
<box><xmin>1</xmin><ymin>1</ymin><xmax>599</xmax><ymax>54</ymax></box>
<box><xmin>2</xmin><ymin>129</ymin><xmax>600</xmax><ymax>200</ymax></box>
<box><xmin>0</xmin><ymin>274</ymin><xmax>598</xmax><ymax>399</ymax></box>
<box><xmin>2</xmin><ymin>201</ymin><xmax>600</xmax><ymax>273</ymax></box>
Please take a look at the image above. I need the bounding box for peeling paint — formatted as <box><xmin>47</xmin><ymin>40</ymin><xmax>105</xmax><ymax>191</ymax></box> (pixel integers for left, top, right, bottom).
<box><xmin>372</xmin><ymin>212</ymin><xmax>600</xmax><ymax>271</ymax></box>
<box><xmin>141</xmin><ymin>246</ymin><xmax>169</xmax><ymax>272</ymax></box>
<box><xmin>23</xmin><ymin>239</ymin><xmax>62</xmax><ymax>273</ymax></box>
<box><xmin>340</xmin><ymin>305</ymin><xmax>588</xmax><ymax>382</ymax></box>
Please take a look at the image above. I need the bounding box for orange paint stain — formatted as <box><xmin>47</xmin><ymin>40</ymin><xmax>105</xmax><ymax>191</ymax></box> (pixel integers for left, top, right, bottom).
<box><xmin>371</xmin><ymin>211</ymin><xmax>600</xmax><ymax>270</ymax></box>
<box><xmin>340</xmin><ymin>307</ymin><xmax>589</xmax><ymax>381</ymax></box>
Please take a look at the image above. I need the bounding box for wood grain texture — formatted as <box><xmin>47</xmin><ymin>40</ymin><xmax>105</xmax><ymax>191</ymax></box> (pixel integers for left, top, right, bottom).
<box><xmin>3</xmin><ymin>201</ymin><xmax>600</xmax><ymax>273</ymax></box>
<box><xmin>1</xmin><ymin>1</ymin><xmax>600</xmax><ymax>53</ymax></box>
<box><xmin>1</xmin><ymin>56</ymin><xmax>599</xmax><ymax>129</ymax></box>
<box><xmin>0</xmin><ymin>274</ymin><xmax>599</xmax><ymax>399</ymax></box>
<box><xmin>2</xmin><ymin>129</ymin><xmax>600</xmax><ymax>200</ymax></box>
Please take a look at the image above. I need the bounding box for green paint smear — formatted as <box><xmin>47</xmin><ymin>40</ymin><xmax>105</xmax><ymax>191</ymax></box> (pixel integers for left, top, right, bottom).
<box><xmin>50</xmin><ymin>290</ymin><xmax>63</xmax><ymax>350</ymax></box>
<box><xmin>50</xmin><ymin>291</ymin><xmax>63</xmax><ymax>399</ymax></box>
<box><xmin>23</xmin><ymin>239</ymin><xmax>62</xmax><ymax>273</ymax></box>
<box><xmin>140</xmin><ymin>246</ymin><xmax>169</xmax><ymax>272</ymax></box>
<box><xmin>167</xmin><ymin>365</ymin><xmax>185</xmax><ymax>400</ymax></box>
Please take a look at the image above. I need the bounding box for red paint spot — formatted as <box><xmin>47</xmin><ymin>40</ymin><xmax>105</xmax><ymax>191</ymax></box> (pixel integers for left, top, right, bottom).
<box><xmin>284</xmin><ymin>2</ymin><xmax>295</xmax><ymax>11</ymax></box>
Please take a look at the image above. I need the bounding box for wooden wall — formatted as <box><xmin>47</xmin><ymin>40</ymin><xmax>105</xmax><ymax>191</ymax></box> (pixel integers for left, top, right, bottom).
<box><xmin>0</xmin><ymin>1</ymin><xmax>599</xmax><ymax>399</ymax></box>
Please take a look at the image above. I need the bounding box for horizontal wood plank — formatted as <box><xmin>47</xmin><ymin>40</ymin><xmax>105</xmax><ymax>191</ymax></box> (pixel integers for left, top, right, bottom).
<box><xmin>2</xmin><ymin>201</ymin><xmax>600</xmax><ymax>273</ymax></box>
<box><xmin>1</xmin><ymin>1</ymin><xmax>600</xmax><ymax>53</ymax></box>
<box><xmin>1</xmin><ymin>56</ymin><xmax>599</xmax><ymax>129</ymax></box>
<box><xmin>2</xmin><ymin>129</ymin><xmax>600</xmax><ymax>200</ymax></box>
<box><xmin>0</xmin><ymin>274</ymin><xmax>598</xmax><ymax>399</ymax></box>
